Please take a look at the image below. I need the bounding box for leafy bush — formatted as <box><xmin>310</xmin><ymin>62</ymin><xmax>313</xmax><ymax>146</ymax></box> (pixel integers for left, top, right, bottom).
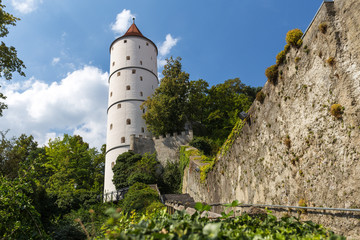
<box><xmin>127</xmin><ymin>172</ymin><xmax>156</xmax><ymax>186</ymax></box>
<box><xmin>161</xmin><ymin>161</ymin><xmax>182</xmax><ymax>193</ymax></box>
<box><xmin>121</xmin><ymin>182</ymin><xmax>162</xmax><ymax>214</ymax></box>
<box><xmin>286</xmin><ymin>29</ymin><xmax>303</xmax><ymax>47</ymax></box>
<box><xmin>190</xmin><ymin>137</ymin><xmax>212</xmax><ymax>156</ymax></box>
<box><xmin>327</xmin><ymin>57</ymin><xmax>335</xmax><ymax>66</ymax></box>
<box><xmin>102</xmin><ymin>207</ymin><xmax>344</xmax><ymax>239</ymax></box>
<box><xmin>265</xmin><ymin>64</ymin><xmax>278</xmax><ymax>84</ymax></box>
<box><xmin>319</xmin><ymin>22</ymin><xmax>328</xmax><ymax>34</ymax></box>
<box><xmin>256</xmin><ymin>91</ymin><xmax>266</xmax><ymax>104</ymax></box>
<box><xmin>112</xmin><ymin>152</ymin><xmax>142</xmax><ymax>189</ymax></box>
<box><xmin>330</xmin><ymin>104</ymin><xmax>344</xmax><ymax>119</ymax></box>
<box><xmin>276</xmin><ymin>50</ymin><xmax>286</xmax><ymax>65</ymax></box>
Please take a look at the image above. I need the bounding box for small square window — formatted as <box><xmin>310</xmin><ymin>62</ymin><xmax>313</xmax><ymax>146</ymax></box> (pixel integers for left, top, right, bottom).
<box><xmin>117</xmin><ymin>104</ymin><xmax>121</xmax><ymax>109</ymax></box>
<box><xmin>126</xmin><ymin>85</ymin><xmax>130</xmax><ymax>90</ymax></box>
<box><xmin>140</xmin><ymin>60</ymin><xmax>142</xmax><ymax>65</ymax></box>
<box><xmin>126</xmin><ymin>56</ymin><xmax>130</xmax><ymax>60</ymax></box>
<box><xmin>146</xmin><ymin>42</ymin><xmax>149</xmax><ymax>46</ymax></box>
<box><xmin>132</xmin><ymin>69</ymin><xmax>136</xmax><ymax>74</ymax></box>
<box><xmin>126</xmin><ymin>119</ymin><xmax>131</xmax><ymax>125</ymax></box>
<box><xmin>121</xmin><ymin>137</ymin><xmax>125</xmax><ymax>143</ymax></box>
<box><xmin>140</xmin><ymin>76</ymin><xmax>143</xmax><ymax>81</ymax></box>
<box><xmin>117</xmin><ymin>72</ymin><xmax>121</xmax><ymax>76</ymax></box>
<box><xmin>124</xmin><ymin>40</ymin><xmax>127</xmax><ymax>43</ymax></box>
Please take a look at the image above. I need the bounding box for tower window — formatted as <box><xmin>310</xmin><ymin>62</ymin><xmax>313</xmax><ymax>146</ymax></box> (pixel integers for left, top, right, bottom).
<box><xmin>143</xmin><ymin>109</ymin><xmax>145</xmax><ymax>113</ymax></box>
<box><xmin>139</xmin><ymin>45</ymin><xmax>140</xmax><ymax>49</ymax></box>
<box><xmin>126</xmin><ymin>56</ymin><xmax>130</xmax><ymax>60</ymax></box>
<box><xmin>132</xmin><ymin>69</ymin><xmax>136</xmax><ymax>74</ymax></box>
<box><xmin>117</xmin><ymin>104</ymin><xmax>121</xmax><ymax>109</ymax></box>
<box><xmin>121</xmin><ymin>137</ymin><xmax>125</xmax><ymax>143</ymax></box>
<box><xmin>110</xmin><ymin>92</ymin><xmax>113</xmax><ymax>97</ymax></box>
<box><xmin>111</xmin><ymin>162</ymin><xmax>115</xmax><ymax>168</ymax></box>
<box><xmin>140</xmin><ymin>60</ymin><xmax>143</xmax><ymax>65</ymax></box>
<box><xmin>140</xmin><ymin>76</ymin><xmax>143</xmax><ymax>81</ymax></box>
<box><xmin>112</xmin><ymin>61</ymin><xmax>115</xmax><ymax>66</ymax></box>
<box><xmin>117</xmin><ymin>72</ymin><xmax>121</xmax><ymax>77</ymax></box>
<box><xmin>141</xmin><ymin>127</ymin><xmax>145</xmax><ymax>133</ymax></box>
<box><xmin>140</xmin><ymin>91</ymin><xmax>143</xmax><ymax>96</ymax></box>
<box><xmin>110</xmin><ymin>124</ymin><xmax>113</xmax><ymax>130</ymax></box>
<box><xmin>146</xmin><ymin>42</ymin><xmax>149</xmax><ymax>46</ymax></box>
<box><xmin>124</xmin><ymin>40</ymin><xmax>127</xmax><ymax>43</ymax></box>
<box><xmin>126</xmin><ymin>85</ymin><xmax>130</xmax><ymax>90</ymax></box>
<box><xmin>126</xmin><ymin>119</ymin><xmax>131</xmax><ymax>125</ymax></box>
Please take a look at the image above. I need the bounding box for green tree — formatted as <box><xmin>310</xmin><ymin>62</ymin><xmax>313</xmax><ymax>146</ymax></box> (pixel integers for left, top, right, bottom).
<box><xmin>0</xmin><ymin>176</ymin><xmax>48</xmax><ymax>239</ymax></box>
<box><xmin>44</xmin><ymin>134</ymin><xmax>104</xmax><ymax>210</ymax></box>
<box><xmin>112</xmin><ymin>151</ymin><xmax>142</xmax><ymax>189</ymax></box>
<box><xmin>141</xmin><ymin>56</ymin><xmax>190</xmax><ymax>136</ymax></box>
<box><xmin>0</xmin><ymin>1</ymin><xmax>26</xmax><ymax>116</ymax></box>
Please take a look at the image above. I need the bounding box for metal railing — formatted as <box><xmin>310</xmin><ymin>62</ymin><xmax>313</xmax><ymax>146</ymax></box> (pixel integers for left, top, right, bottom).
<box><xmin>103</xmin><ymin>187</ymin><xmax>129</xmax><ymax>202</ymax></box>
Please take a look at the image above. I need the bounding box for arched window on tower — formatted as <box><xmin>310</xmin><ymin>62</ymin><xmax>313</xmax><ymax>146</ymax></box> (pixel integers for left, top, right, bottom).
<box><xmin>117</xmin><ymin>104</ymin><xmax>121</xmax><ymax>109</ymax></box>
<box><xmin>121</xmin><ymin>137</ymin><xmax>125</xmax><ymax>143</ymax></box>
<box><xmin>132</xmin><ymin>69</ymin><xmax>136</xmax><ymax>74</ymax></box>
<box><xmin>126</xmin><ymin>85</ymin><xmax>130</xmax><ymax>90</ymax></box>
<box><xmin>141</xmin><ymin>127</ymin><xmax>145</xmax><ymax>133</ymax></box>
<box><xmin>110</xmin><ymin>92</ymin><xmax>113</xmax><ymax>97</ymax></box>
<box><xmin>124</xmin><ymin>40</ymin><xmax>127</xmax><ymax>43</ymax></box>
<box><xmin>112</xmin><ymin>61</ymin><xmax>115</xmax><ymax>66</ymax></box>
<box><xmin>110</xmin><ymin>124</ymin><xmax>113</xmax><ymax>130</ymax></box>
<box><xmin>117</xmin><ymin>72</ymin><xmax>121</xmax><ymax>77</ymax></box>
<box><xmin>140</xmin><ymin>92</ymin><xmax>143</xmax><ymax>97</ymax></box>
<box><xmin>126</xmin><ymin>119</ymin><xmax>131</xmax><ymax>125</ymax></box>
<box><xmin>146</xmin><ymin>42</ymin><xmax>149</xmax><ymax>46</ymax></box>
<box><xmin>140</xmin><ymin>60</ymin><xmax>143</xmax><ymax>65</ymax></box>
<box><xmin>126</xmin><ymin>56</ymin><xmax>130</xmax><ymax>60</ymax></box>
<box><xmin>140</xmin><ymin>76</ymin><xmax>143</xmax><ymax>81</ymax></box>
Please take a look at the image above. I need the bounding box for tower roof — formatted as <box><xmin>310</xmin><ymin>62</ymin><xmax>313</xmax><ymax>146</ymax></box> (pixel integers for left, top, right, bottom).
<box><xmin>123</xmin><ymin>19</ymin><xmax>144</xmax><ymax>37</ymax></box>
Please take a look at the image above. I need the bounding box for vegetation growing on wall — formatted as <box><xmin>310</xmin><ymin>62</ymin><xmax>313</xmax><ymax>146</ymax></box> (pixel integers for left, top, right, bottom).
<box><xmin>286</xmin><ymin>29</ymin><xmax>303</xmax><ymax>48</ymax></box>
<box><xmin>330</xmin><ymin>104</ymin><xmax>344</xmax><ymax>119</ymax></box>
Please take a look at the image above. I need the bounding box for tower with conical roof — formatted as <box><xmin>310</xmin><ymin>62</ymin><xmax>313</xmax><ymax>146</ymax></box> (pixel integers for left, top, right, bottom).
<box><xmin>104</xmin><ymin>19</ymin><xmax>158</xmax><ymax>196</ymax></box>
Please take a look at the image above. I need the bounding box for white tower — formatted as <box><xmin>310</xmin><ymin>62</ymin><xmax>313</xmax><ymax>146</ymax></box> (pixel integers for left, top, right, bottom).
<box><xmin>104</xmin><ymin>20</ymin><xmax>158</xmax><ymax>195</ymax></box>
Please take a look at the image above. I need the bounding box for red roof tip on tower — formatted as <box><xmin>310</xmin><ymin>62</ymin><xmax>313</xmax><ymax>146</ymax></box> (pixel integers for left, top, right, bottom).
<box><xmin>123</xmin><ymin>19</ymin><xmax>144</xmax><ymax>37</ymax></box>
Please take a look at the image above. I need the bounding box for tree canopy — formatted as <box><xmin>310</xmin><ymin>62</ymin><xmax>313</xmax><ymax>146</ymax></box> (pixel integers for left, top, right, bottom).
<box><xmin>141</xmin><ymin>57</ymin><xmax>261</xmax><ymax>144</ymax></box>
<box><xmin>0</xmin><ymin>1</ymin><xmax>26</xmax><ymax>116</ymax></box>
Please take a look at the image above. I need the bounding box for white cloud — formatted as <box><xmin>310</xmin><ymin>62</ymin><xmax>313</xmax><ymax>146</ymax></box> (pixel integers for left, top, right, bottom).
<box><xmin>157</xmin><ymin>34</ymin><xmax>180</xmax><ymax>69</ymax></box>
<box><xmin>11</xmin><ymin>0</ymin><xmax>43</xmax><ymax>14</ymax></box>
<box><xmin>111</xmin><ymin>9</ymin><xmax>135</xmax><ymax>35</ymax></box>
<box><xmin>52</xmin><ymin>57</ymin><xmax>60</xmax><ymax>65</ymax></box>
<box><xmin>159</xmin><ymin>34</ymin><xmax>179</xmax><ymax>56</ymax></box>
<box><xmin>0</xmin><ymin>66</ymin><xmax>109</xmax><ymax>149</ymax></box>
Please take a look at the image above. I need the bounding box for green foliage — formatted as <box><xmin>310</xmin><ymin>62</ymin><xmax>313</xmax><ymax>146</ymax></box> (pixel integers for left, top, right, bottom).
<box><xmin>112</xmin><ymin>151</ymin><xmax>142</xmax><ymax>189</ymax></box>
<box><xmin>121</xmin><ymin>182</ymin><xmax>162</xmax><ymax>214</ymax></box>
<box><xmin>286</xmin><ymin>29</ymin><xmax>303</xmax><ymax>48</ymax></box>
<box><xmin>190</xmin><ymin>137</ymin><xmax>212</xmax><ymax>156</ymax></box>
<box><xmin>256</xmin><ymin>91</ymin><xmax>265</xmax><ymax>104</ymax></box>
<box><xmin>101</xmin><ymin>207</ymin><xmax>344</xmax><ymax>239</ymax></box>
<box><xmin>265</xmin><ymin>64</ymin><xmax>278</xmax><ymax>84</ymax></box>
<box><xmin>276</xmin><ymin>50</ymin><xmax>286</xmax><ymax>65</ymax></box>
<box><xmin>141</xmin><ymin>56</ymin><xmax>190</xmax><ymax>136</ymax></box>
<box><xmin>220</xmin><ymin>119</ymin><xmax>245</xmax><ymax>157</ymax></box>
<box><xmin>0</xmin><ymin>176</ymin><xmax>49</xmax><ymax>239</ymax></box>
<box><xmin>0</xmin><ymin>1</ymin><xmax>26</xmax><ymax>116</ymax></box>
<box><xmin>319</xmin><ymin>22</ymin><xmax>328</xmax><ymax>34</ymax></box>
<box><xmin>330</xmin><ymin>104</ymin><xmax>344</xmax><ymax>119</ymax></box>
<box><xmin>161</xmin><ymin>160</ymin><xmax>182</xmax><ymax>194</ymax></box>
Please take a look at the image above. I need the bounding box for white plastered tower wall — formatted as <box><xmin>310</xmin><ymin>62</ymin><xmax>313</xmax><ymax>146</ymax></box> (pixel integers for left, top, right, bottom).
<box><xmin>104</xmin><ymin>21</ymin><xmax>158</xmax><ymax>195</ymax></box>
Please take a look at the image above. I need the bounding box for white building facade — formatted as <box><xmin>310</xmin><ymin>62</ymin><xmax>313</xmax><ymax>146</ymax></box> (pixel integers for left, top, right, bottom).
<box><xmin>104</xmin><ymin>21</ymin><xmax>158</xmax><ymax>195</ymax></box>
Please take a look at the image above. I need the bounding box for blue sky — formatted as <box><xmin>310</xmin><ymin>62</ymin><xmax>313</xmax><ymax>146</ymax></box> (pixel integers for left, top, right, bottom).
<box><xmin>0</xmin><ymin>0</ymin><xmax>323</xmax><ymax>149</ymax></box>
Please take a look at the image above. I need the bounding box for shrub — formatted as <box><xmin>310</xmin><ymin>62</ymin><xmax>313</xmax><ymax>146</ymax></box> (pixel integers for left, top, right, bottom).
<box><xmin>284</xmin><ymin>44</ymin><xmax>290</xmax><ymax>53</ymax></box>
<box><xmin>327</xmin><ymin>57</ymin><xmax>335</xmax><ymax>66</ymax></box>
<box><xmin>295</xmin><ymin>57</ymin><xmax>301</xmax><ymax>63</ymax></box>
<box><xmin>256</xmin><ymin>91</ymin><xmax>266</xmax><ymax>104</ymax></box>
<box><xmin>121</xmin><ymin>182</ymin><xmax>162</xmax><ymax>214</ymax></box>
<box><xmin>276</xmin><ymin>50</ymin><xmax>286</xmax><ymax>65</ymax></box>
<box><xmin>189</xmin><ymin>137</ymin><xmax>212</xmax><ymax>156</ymax></box>
<box><xmin>330</xmin><ymin>104</ymin><xmax>344</xmax><ymax>119</ymax></box>
<box><xmin>161</xmin><ymin>161</ymin><xmax>181</xmax><ymax>193</ymax></box>
<box><xmin>286</xmin><ymin>29</ymin><xmax>303</xmax><ymax>47</ymax></box>
<box><xmin>265</xmin><ymin>65</ymin><xmax>278</xmax><ymax>84</ymax></box>
<box><xmin>319</xmin><ymin>22</ymin><xmax>328</xmax><ymax>34</ymax></box>
<box><xmin>296</xmin><ymin>39</ymin><xmax>303</xmax><ymax>48</ymax></box>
